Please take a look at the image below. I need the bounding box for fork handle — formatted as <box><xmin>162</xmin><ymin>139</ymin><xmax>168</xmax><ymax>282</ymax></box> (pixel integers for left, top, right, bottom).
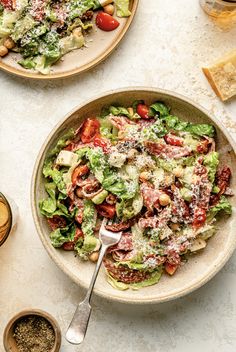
<box><xmin>66</xmin><ymin>244</ymin><xmax>108</xmax><ymax>345</ymax></box>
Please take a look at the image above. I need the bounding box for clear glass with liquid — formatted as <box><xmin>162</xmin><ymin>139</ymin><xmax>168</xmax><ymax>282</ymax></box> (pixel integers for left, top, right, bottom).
<box><xmin>200</xmin><ymin>0</ymin><xmax>236</xmax><ymax>29</ymax></box>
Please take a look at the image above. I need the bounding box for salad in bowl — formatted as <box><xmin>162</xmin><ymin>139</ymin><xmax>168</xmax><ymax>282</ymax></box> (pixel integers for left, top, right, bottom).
<box><xmin>39</xmin><ymin>99</ymin><xmax>233</xmax><ymax>291</ymax></box>
<box><xmin>0</xmin><ymin>0</ymin><xmax>131</xmax><ymax>74</ymax></box>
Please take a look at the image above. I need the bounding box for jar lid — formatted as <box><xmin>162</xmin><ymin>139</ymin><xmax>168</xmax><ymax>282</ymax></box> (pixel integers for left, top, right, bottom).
<box><xmin>0</xmin><ymin>193</ymin><xmax>12</xmax><ymax>246</ymax></box>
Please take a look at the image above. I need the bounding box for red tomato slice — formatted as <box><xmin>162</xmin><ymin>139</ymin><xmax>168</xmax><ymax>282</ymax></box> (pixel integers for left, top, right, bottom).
<box><xmin>0</xmin><ymin>0</ymin><xmax>13</xmax><ymax>9</ymax></box>
<box><xmin>72</xmin><ymin>165</ymin><xmax>89</xmax><ymax>186</ymax></box>
<box><xmin>164</xmin><ymin>133</ymin><xmax>184</xmax><ymax>147</ymax></box>
<box><xmin>192</xmin><ymin>207</ymin><xmax>206</xmax><ymax>229</ymax></box>
<box><xmin>96</xmin><ymin>203</ymin><xmax>116</xmax><ymax>219</ymax></box>
<box><xmin>136</xmin><ymin>104</ymin><xmax>150</xmax><ymax>119</ymax></box>
<box><xmin>81</xmin><ymin>118</ymin><xmax>100</xmax><ymax>143</ymax></box>
<box><xmin>165</xmin><ymin>262</ymin><xmax>178</xmax><ymax>276</ymax></box>
<box><xmin>93</xmin><ymin>134</ymin><xmax>111</xmax><ymax>153</ymax></box>
<box><xmin>96</xmin><ymin>12</ymin><xmax>120</xmax><ymax>31</ymax></box>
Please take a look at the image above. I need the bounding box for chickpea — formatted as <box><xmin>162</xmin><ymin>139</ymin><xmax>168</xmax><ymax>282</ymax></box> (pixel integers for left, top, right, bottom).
<box><xmin>127</xmin><ymin>148</ymin><xmax>137</xmax><ymax>160</ymax></box>
<box><xmin>139</xmin><ymin>171</ymin><xmax>151</xmax><ymax>182</ymax></box>
<box><xmin>170</xmin><ymin>223</ymin><xmax>180</xmax><ymax>231</ymax></box>
<box><xmin>173</xmin><ymin>166</ymin><xmax>183</xmax><ymax>178</ymax></box>
<box><xmin>89</xmin><ymin>251</ymin><xmax>99</xmax><ymax>262</ymax></box>
<box><xmin>103</xmin><ymin>4</ymin><xmax>115</xmax><ymax>15</ymax></box>
<box><xmin>4</xmin><ymin>37</ymin><xmax>15</xmax><ymax>49</ymax></box>
<box><xmin>0</xmin><ymin>45</ymin><xmax>8</xmax><ymax>57</ymax></box>
<box><xmin>159</xmin><ymin>193</ymin><xmax>171</xmax><ymax>206</ymax></box>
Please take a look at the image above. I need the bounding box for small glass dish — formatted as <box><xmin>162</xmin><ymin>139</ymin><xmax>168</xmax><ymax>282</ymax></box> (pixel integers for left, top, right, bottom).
<box><xmin>3</xmin><ymin>309</ymin><xmax>61</xmax><ymax>352</ymax></box>
<box><xmin>200</xmin><ymin>0</ymin><xmax>236</xmax><ymax>29</ymax></box>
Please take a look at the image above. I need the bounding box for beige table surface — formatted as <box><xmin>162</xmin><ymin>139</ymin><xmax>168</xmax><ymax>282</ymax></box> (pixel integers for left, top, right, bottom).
<box><xmin>1</xmin><ymin>1</ymin><xmax>236</xmax><ymax>351</ymax></box>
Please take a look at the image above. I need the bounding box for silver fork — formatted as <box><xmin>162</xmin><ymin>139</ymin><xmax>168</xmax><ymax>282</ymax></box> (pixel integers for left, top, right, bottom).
<box><xmin>66</xmin><ymin>218</ymin><xmax>122</xmax><ymax>345</ymax></box>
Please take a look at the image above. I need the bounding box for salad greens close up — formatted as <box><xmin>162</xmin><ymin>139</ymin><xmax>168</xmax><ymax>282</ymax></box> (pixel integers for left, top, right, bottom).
<box><xmin>0</xmin><ymin>0</ymin><xmax>131</xmax><ymax>73</ymax></box>
<box><xmin>40</xmin><ymin>100</ymin><xmax>232</xmax><ymax>290</ymax></box>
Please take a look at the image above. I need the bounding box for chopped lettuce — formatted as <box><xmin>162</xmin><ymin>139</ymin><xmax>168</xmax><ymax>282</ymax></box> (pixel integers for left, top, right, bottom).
<box><xmin>50</xmin><ymin>225</ymin><xmax>75</xmax><ymax>248</ymax></box>
<box><xmin>203</xmin><ymin>152</ymin><xmax>219</xmax><ymax>183</ymax></box>
<box><xmin>141</xmin><ymin>120</ymin><xmax>167</xmax><ymax>140</ymax></box>
<box><xmin>149</xmin><ymin>102</ymin><xmax>170</xmax><ymax>118</ymax></box>
<box><xmin>81</xmin><ymin>200</ymin><xmax>97</xmax><ymax>237</ymax></box>
<box><xmin>114</xmin><ymin>0</ymin><xmax>131</xmax><ymax>17</ymax></box>
<box><xmin>109</xmin><ymin>106</ymin><xmax>131</xmax><ymax>117</ymax></box>
<box><xmin>185</xmin><ymin>124</ymin><xmax>215</xmax><ymax>138</ymax></box>
<box><xmin>207</xmin><ymin>196</ymin><xmax>232</xmax><ymax>221</ymax></box>
<box><xmin>47</xmin><ymin>129</ymin><xmax>75</xmax><ymax>159</ymax></box>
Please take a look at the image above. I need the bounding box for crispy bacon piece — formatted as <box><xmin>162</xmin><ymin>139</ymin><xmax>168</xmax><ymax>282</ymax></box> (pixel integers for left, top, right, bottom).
<box><xmin>190</xmin><ymin>162</ymin><xmax>211</xmax><ymax>212</ymax></box>
<box><xmin>104</xmin><ymin>258</ymin><xmax>151</xmax><ymax>284</ymax></box>
<box><xmin>140</xmin><ymin>182</ymin><xmax>163</xmax><ymax>211</ymax></box>
<box><xmin>210</xmin><ymin>166</ymin><xmax>231</xmax><ymax>205</ymax></box>
<box><xmin>96</xmin><ymin>203</ymin><xmax>116</xmax><ymax>219</ymax></box>
<box><xmin>171</xmin><ymin>185</ymin><xmax>190</xmax><ymax>221</ymax></box>
<box><xmin>139</xmin><ymin>207</ymin><xmax>171</xmax><ymax>229</ymax></box>
<box><xmin>105</xmin><ymin>219</ymin><xmax>135</xmax><ymax>232</ymax></box>
<box><xmin>0</xmin><ymin>0</ymin><xmax>13</xmax><ymax>9</ymax></box>
<box><xmin>47</xmin><ymin>215</ymin><xmax>67</xmax><ymax>231</ymax></box>
<box><xmin>81</xmin><ymin>10</ymin><xmax>94</xmax><ymax>21</ymax></box>
<box><xmin>144</xmin><ymin>141</ymin><xmax>191</xmax><ymax>159</ymax></box>
<box><xmin>72</xmin><ymin>165</ymin><xmax>90</xmax><ymax>187</ymax></box>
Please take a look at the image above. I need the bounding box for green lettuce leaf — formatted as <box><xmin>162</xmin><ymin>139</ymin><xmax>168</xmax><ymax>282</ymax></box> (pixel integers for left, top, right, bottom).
<box><xmin>107</xmin><ymin>270</ymin><xmax>162</xmax><ymax>291</ymax></box>
<box><xmin>203</xmin><ymin>152</ymin><xmax>219</xmax><ymax>183</ymax></box>
<box><xmin>47</xmin><ymin>128</ymin><xmax>75</xmax><ymax>159</ymax></box>
<box><xmin>50</xmin><ymin>224</ymin><xmax>75</xmax><ymax>248</ymax></box>
<box><xmin>185</xmin><ymin>124</ymin><xmax>215</xmax><ymax>137</ymax></box>
<box><xmin>109</xmin><ymin>106</ymin><xmax>131</xmax><ymax>117</ymax></box>
<box><xmin>114</xmin><ymin>0</ymin><xmax>131</xmax><ymax>17</ymax></box>
<box><xmin>207</xmin><ymin>196</ymin><xmax>232</xmax><ymax>221</ymax></box>
<box><xmin>81</xmin><ymin>200</ymin><xmax>97</xmax><ymax>237</ymax></box>
<box><xmin>149</xmin><ymin>102</ymin><xmax>170</xmax><ymax>118</ymax></box>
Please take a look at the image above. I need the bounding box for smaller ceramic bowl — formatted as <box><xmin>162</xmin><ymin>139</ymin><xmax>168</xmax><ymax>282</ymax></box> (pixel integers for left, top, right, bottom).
<box><xmin>3</xmin><ymin>309</ymin><xmax>61</xmax><ymax>352</ymax></box>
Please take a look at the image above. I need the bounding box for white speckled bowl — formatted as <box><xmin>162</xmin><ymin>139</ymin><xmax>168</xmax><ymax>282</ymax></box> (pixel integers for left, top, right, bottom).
<box><xmin>31</xmin><ymin>88</ymin><xmax>236</xmax><ymax>304</ymax></box>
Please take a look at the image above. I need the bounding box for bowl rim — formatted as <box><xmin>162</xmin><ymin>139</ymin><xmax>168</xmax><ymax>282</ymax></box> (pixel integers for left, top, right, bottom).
<box><xmin>0</xmin><ymin>0</ymin><xmax>139</xmax><ymax>80</ymax></box>
<box><xmin>3</xmin><ymin>308</ymin><xmax>61</xmax><ymax>352</ymax></box>
<box><xmin>31</xmin><ymin>87</ymin><xmax>236</xmax><ymax>304</ymax></box>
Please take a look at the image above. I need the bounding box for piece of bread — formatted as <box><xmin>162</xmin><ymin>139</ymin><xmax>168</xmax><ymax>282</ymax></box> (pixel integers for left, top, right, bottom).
<box><xmin>202</xmin><ymin>49</ymin><xmax>236</xmax><ymax>101</ymax></box>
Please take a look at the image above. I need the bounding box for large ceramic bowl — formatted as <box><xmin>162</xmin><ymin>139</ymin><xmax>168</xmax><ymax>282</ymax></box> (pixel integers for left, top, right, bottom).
<box><xmin>0</xmin><ymin>1</ymin><xmax>138</xmax><ymax>79</ymax></box>
<box><xmin>31</xmin><ymin>88</ymin><xmax>236</xmax><ymax>304</ymax></box>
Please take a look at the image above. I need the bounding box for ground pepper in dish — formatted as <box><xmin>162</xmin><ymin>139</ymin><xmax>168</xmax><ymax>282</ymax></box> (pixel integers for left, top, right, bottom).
<box><xmin>13</xmin><ymin>315</ymin><xmax>55</xmax><ymax>352</ymax></box>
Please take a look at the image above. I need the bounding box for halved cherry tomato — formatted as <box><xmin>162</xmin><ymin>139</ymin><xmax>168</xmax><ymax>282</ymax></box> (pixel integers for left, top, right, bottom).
<box><xmin>96</xmin><ymin>203</ymin><xmax>116</xmax><ymax>218</ymax></box>
<box><xmin>0</xmin><ymin>0</ymin><xmax>13</xmax><ymax>9</ymax></box>
<box><xmin>164</xmin><ymin>133</ymin><xmax>184</xmax><ymax>147</ymax></box>
<box><xmin>72</xmin><ymin>165</ymin><xmax>89</xmax><ymax>186</ymax></box>
<box><xmin>192</xmin><ymin>207</ymin><xmax>206</xmax><ymax>229</ymax></box>
<box><xmin>165</xmin><ymin>262</ymin><xmax>178</xmax><ymax>276</ymax></box>
<box><xmin>136</xmin><ymin>104</ymin><xmax>150</xmax><ymax>119</ymax></box>
<box><xmin>93</xmin><ymin>134</ymin><xmax>111</xmax><ymax>153</ymax></box>
<box><xmin>81</xmin><ymin>118</ymin><xmax>100</xmax><ymax>143</ymax></box>
<box><xmin>96</xmin><ymin>12</ymin><xmax>120</xmax><ymax>31</ymax></box>
<box><xmin>47</xmin><ymin>215</ymin><xmax>67</xmax><ymax>231</ymax></box>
